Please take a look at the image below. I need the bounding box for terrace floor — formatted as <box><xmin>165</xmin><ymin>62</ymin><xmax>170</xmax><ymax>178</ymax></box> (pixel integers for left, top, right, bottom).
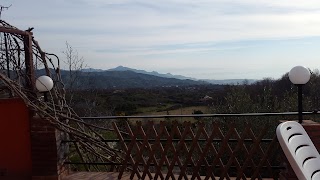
<box><xmin>63</xmin><ymin>172</ymin><xmax>276</xmax><ymax>180</ymax></box>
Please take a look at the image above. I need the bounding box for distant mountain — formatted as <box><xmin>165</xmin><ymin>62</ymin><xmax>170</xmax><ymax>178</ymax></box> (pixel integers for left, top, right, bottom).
<box><xmin>107</xmin><ymin>66</ymin><xmax>256</xmax><ymax>85</ymax></box>
<box><xmin>81</xmin><ymin>68</ymin><xmax>104</xmax><ymax>72</ymax></box>
<box><xmin>57</xmin><ymin>69</ymin><xmax>208</xmax><ymax>89</ymax></box>
<box><xmin>48</xmin><ymin>66</ymin><xmax>256</xmax><ymax>88</ymax></box>
<box><xmin>108</xmin><ymin>66</ymin><xmax>195</xmax><ymax>80</ymax></box>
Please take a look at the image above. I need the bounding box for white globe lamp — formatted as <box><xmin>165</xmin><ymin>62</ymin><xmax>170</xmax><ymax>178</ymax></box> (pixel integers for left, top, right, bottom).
<box><xmin>289</xmin><ymin>66</ymin><xmax>310</xmax><ymax>85</ymax></box>
<box><xmin>36</xmin><ymin>75</ymin><xmax>54</xmax><ymax>102</ymax></box>
<box><xmin>36</xmin><ymin>75</ymin><xmax>54</xmax><ymax>92</ymax></box>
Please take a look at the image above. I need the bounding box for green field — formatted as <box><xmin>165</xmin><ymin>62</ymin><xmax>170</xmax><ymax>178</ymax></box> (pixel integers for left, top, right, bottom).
<box><xmin>130</xmin><ymin>105</ymin><xmax>211</xmax><ymax>123</ymax></box>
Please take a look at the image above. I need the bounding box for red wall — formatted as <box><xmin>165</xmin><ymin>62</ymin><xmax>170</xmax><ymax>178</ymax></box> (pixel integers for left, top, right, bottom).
<box><xmin>0</xmin><ymin>98</ymin><xmax>32</xmax><ymax>179</ymax></box>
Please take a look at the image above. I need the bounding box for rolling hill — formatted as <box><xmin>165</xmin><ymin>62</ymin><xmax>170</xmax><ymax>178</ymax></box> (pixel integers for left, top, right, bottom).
<box><xmin>37</xmin><ymin>66</ymin><xmax>256</xmax><ymax>89</ymax></box>
<box><xmin>59</xmin><ymin>70</ymin><xmax>208</xmax><ymax>89</ymax></box>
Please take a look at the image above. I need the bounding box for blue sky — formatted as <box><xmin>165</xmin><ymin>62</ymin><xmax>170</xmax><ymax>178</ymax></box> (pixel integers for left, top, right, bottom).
<box><xmin>2</xmin><ymin>0</ymin><xmax>320</xmax><ymax>79</ymax></box>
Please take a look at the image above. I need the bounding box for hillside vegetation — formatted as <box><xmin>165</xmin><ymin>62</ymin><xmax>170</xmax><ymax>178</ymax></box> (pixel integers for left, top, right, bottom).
<box><xmin>67</xmin><ymin>70</ymin><xmax>320</xmax><ymax>119</ymax></box>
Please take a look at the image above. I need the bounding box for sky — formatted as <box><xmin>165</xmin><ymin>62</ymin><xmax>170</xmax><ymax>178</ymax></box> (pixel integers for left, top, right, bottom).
<box><xmin>2</xmin><ymin>0</ymin><xmax>320</xmax><ymax>80</ymax></box>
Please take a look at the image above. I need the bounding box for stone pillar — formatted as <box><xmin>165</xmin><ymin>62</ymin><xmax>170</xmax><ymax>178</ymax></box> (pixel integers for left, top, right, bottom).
<box><xmin>30</xmin><ymin>115</ymin><xmax>68</xmax><ymax>180</ymax></box>
<box><xmin>279</xmin><ymin>120</ymin><xmax>320</xmax><ymax>180</ymax></box>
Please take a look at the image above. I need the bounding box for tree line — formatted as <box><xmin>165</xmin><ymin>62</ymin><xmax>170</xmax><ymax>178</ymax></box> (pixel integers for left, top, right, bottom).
<box><xmin>65</xmin><ymin>69</ymin><xmax>320</xmax><ymax>118</ymax></box>
<box><xmin>61</xmin><ymin>43</ymin><xmax>320</xmax><ymax>117</ymax></box>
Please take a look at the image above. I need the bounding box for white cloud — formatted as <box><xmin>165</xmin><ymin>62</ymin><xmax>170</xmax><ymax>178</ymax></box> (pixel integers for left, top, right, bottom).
<box><xmin>3</xmin><ymin>0</ymin><xmax>320</xmax><ymax>79</ymax></box>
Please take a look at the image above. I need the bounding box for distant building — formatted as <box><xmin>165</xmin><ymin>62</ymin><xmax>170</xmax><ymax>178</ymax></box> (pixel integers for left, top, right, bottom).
<box><xmin>201</xmin><ymin>95</ymin><xmax>213</xmax><ymax>101</ymax></box>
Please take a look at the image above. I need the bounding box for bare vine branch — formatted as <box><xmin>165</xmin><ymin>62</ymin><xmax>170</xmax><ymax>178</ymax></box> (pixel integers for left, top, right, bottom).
<box><xmin>0</xmin><ymin>20</ymin><xmax>125</xmax><ymax>171</ymax></box>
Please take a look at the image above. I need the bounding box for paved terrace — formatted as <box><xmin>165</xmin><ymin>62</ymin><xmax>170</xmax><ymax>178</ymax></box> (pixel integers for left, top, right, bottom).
<box><xmin>63</xmin><ymin>172</ymin><xmax>275</xmax><ymax>180</ymax></box>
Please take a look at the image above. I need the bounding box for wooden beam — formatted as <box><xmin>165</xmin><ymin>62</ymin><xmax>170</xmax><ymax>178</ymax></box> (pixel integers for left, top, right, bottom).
<box><xmin>24</xmin><ymin>34</ymin><xmax>35</xmax><ymax>91</ymax></box>
<box><xmin>0</xmin><ymin>26</ymin><xmax>32</xmax><ymax>36</ymax></box>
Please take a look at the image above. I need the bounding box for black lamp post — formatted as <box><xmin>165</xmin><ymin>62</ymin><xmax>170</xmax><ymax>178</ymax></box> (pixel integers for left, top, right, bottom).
<box><xmin>288</xmin><ymin>66</ymin><xmax>310</xmax><ymax>123</ymax></box>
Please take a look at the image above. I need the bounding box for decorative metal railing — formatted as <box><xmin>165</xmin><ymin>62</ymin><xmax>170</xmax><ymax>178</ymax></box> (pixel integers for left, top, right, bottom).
<box><xmin>113</xmin><ymin>121</ymin><xmax>280</xmax><ymax>179</ymax></box>
<box><xmin>63</xmin><ymin>112</ymin><xmax>320</xmax><ymax>179</ymax></box>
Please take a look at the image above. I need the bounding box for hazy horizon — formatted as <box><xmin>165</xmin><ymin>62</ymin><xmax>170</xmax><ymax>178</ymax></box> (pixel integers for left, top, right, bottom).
<box><xmin>2</xmin><ymin>0</ymin><xmax>320</xmax><ymax>80</ymax></box>
<box><xmin>79</xmin><ymin>65</ymin><xmax>259</xmax><ymax>81</ymax></box>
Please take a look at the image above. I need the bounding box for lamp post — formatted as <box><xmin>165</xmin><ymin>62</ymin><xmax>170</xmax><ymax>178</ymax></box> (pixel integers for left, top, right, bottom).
<box><xmin>35</xmin><ymin>75</ymin><xmax>54</xmax><ymax>101</ymax></box>
<box><xmin>288</xmin><ymin>66</ymin><xmax>310</xmax><ymax>123</ymax></box>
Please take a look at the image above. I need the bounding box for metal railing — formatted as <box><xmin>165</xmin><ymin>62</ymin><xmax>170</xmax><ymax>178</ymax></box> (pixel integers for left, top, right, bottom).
<box><xmin>80</xmin><ymin>111</ymin><xmax>319</xmax><ymax>120</ymax></box>
<box><xmin>63</xmin><ymin>111</ymin><xmax>320</xmax><ymax>179</ymax></box>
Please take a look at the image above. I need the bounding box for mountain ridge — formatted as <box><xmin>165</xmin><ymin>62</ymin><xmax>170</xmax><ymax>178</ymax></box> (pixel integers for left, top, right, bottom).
<box><xmin>82</xmin><ymin>66</ymin><xmax>257</xmax><ymax>85</ymax></box>
<box><xmin>54</xmin><ymin>69</ymin><xmax>208</xmax><ymax>89</ymax></box>
<box><xmin>107</xmin><ymin>66</ymin><xmax>194</xmax><ymax>80</ymax></box>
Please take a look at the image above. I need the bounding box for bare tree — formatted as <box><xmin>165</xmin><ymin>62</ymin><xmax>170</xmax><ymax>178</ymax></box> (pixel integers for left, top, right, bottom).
<box><xmin>62</xmin><ymin>41</ymin><xmax>86</xmax><ymax>103</ymax></box>
<box><xmin>0</xmin><ymin>4</ymin><xmax>12</xmax><ymax>19</ymax></box>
